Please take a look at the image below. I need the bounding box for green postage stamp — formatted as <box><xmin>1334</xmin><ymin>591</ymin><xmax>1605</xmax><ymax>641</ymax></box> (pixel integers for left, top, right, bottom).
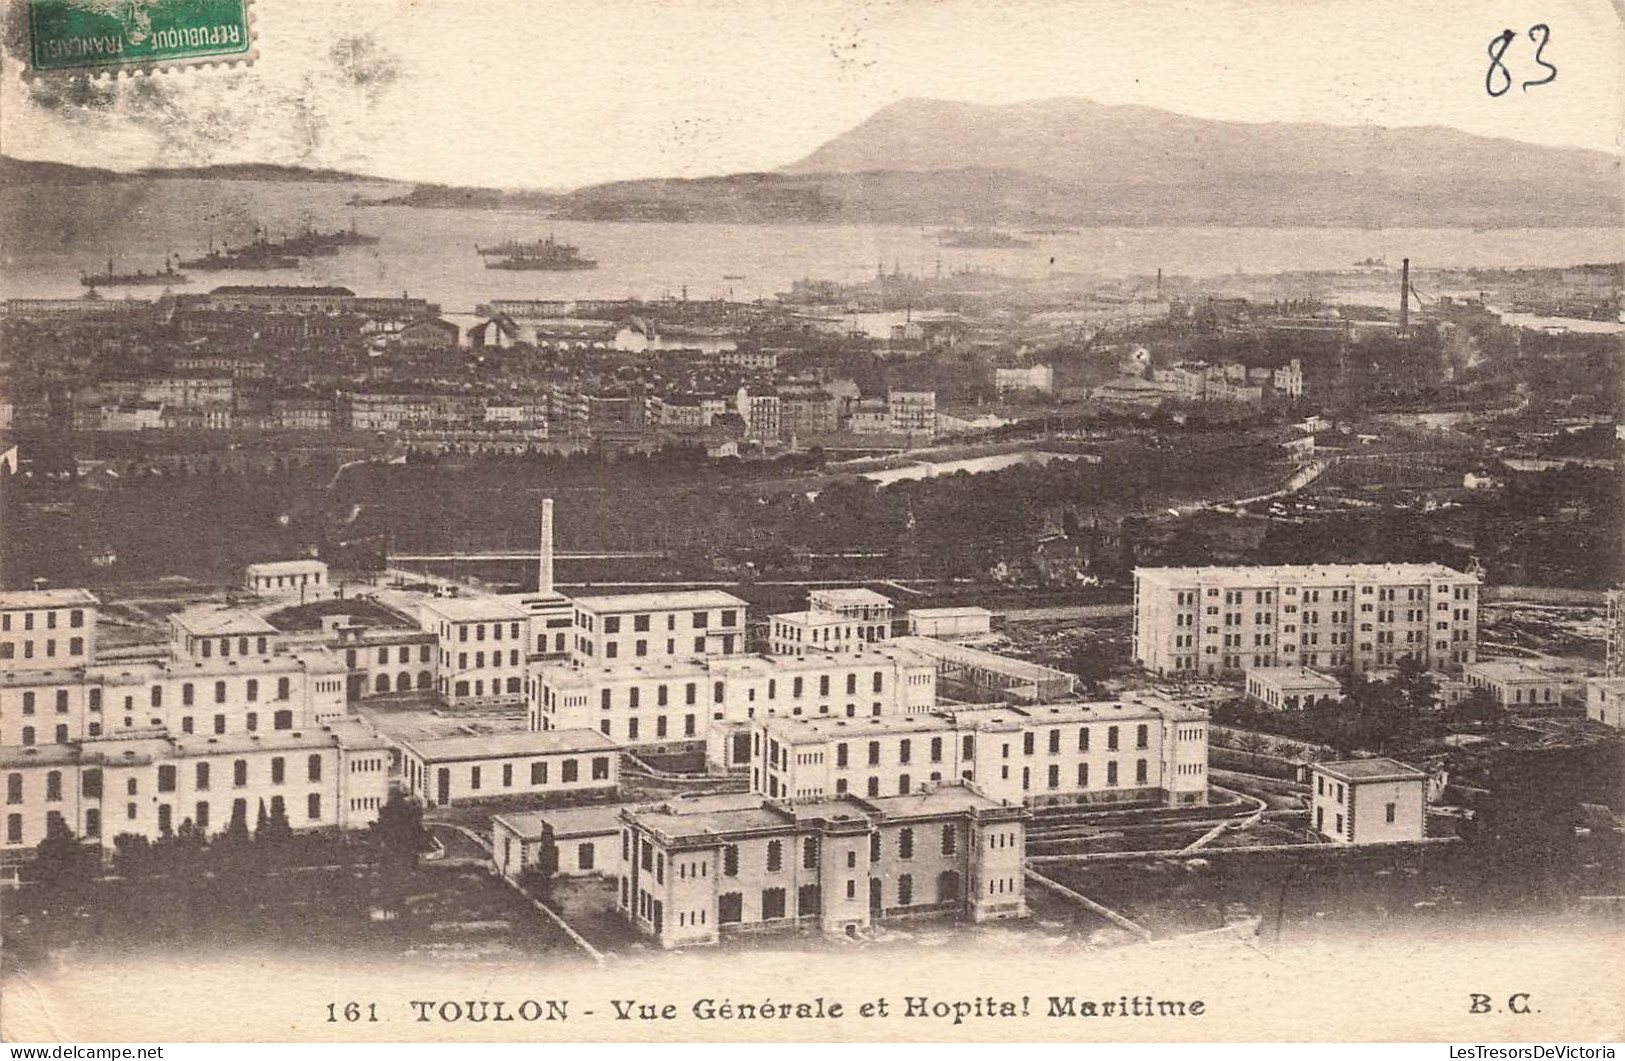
<box><xmin>26</xmin><ymin>0</ymin><xmax>254</xmax><ymax>75</ymax></box>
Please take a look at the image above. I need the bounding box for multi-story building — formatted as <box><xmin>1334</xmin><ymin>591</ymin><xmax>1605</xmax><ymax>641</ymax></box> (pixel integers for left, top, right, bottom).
<box><xmin>1</xmin><ymin>719</ymin><xmax>391</xmax><ymax>852</ymax></box>
<box><xmin>1308</xmin><ymin>758</ymin><xmax>1426</xmax><ymax>844</ymax></box>
<box><xmin>202</xmin><ymin>285</ymin><xmax>358</xmax><ymax>315</ymax></box>
<box><xmin>806</xmin><ymin>588</ymin><xmax>893</xmax><ymax>641</ymax></box>
<box><xmin>0</xmin><ymin>590</ymin><xmax>98</xmax><ymax>671</ymax></box>
<box><xmin>778</xmin><ymin>389</ymin><xmax>838</xmax><ymax>439</ymax></box>
<box><xmin>331</xmin><ymin>625</ymin><xmax>438</xmax><ymax>701</ymax></box>
<box><xmin>750</xmin><ymin>694</ymin><xmax>1209</xmax><ymax>808</ymax></box>
<box><xmin>395</xmin><ymin>729</ymin><xmax>619</xmax><ymax>808</ymax></box>
<box><xmin>419</xmin><ymin>595</ymin><xmax>531</xmax><ymax>707</ymax></box>
<box><xmin>617</xmin><ymin>785</ymin><xmax>1027</xmax><ymax>947</ymax></box>
<box><xmin>768</xmin><ymin>611</ymin><xmax>871</xmax><ymax>656</ymax></box>
<box><xmin>734</xmin><ymin>389</ymin><xmax>780</xmax><ymax>441</ymax></box>
<box><xmin>887</xmin><ymin>390</ymin><xmax>937</xmax><ymax>436</ymax></box>
<box><xmin>0</xmin><ymin>650</ymin><xmax>349</xmax><ymax>748</ymax></box>
<box><xmin>1133</xmin><ymin>563</ymin><xmax>1481</xmax><ymax>677</ymax></box>
<box><xmin>568</xmin><ymin>591</ymin><xmax>748</xmax><ymax>664</ymax></box>
<box><xmin>169</xmin><ymin>605</ymin><xmax>283</xmax><ymax>662</ymax></box>
<box><xmin>531</xmin><ymin>646</ymin><xmax>938</xmax><ymax>758</ymax></box>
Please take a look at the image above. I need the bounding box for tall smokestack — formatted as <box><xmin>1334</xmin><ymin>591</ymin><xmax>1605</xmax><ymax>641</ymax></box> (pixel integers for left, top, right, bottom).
<box><xmin>539</xmin><ymin>498</ymin><xmax>555</xmax><ymax>596</ymax></box>
<box><xmin>1156</xmin><ymin>267</ymin><xmax>1163</xmax><ymax>302</ymax></box>
<box><xmin>1399</xmin><ymin>258</ymin><xmax>1410</xmax><ymax>334</ymax></box>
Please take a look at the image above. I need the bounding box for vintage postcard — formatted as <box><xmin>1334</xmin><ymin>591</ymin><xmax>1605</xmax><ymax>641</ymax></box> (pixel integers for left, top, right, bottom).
<box><xmin>0</xmin><ymin>0</ymin><xmax>1621</xmax><ymax>1045</ymax></box>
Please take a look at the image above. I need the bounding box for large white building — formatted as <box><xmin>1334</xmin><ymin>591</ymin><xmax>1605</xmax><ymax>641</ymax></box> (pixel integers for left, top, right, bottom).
<box><xmin>2</xmin><ymin>719</ymin><xmax>391</xmax><ymax>852</ymax></box>
<box><xmin>569</xmin><ymin>590</ymin><xmax>748</xmax><ymax>664</ymax></box>
<box><xmin>531</xmin><ymin>646</ymin><xmax>938</xmax><ymax>759</ymax></box>
<box><xmin>618</xmin><ymin>786</ymin><xmax>1026</xmax><ymax>948</ymax></box>
<box><xmin>419</xmin><ymin>595</ymin><xmax>531</xmax><ymax>707</ymax></box>
<box><xmin>750</xmin><ymin>694</ymin><xmax>1209</xmax><ymax>808</ymax></box>
<box><xmin>243</xmin><ymin>559</ymin><xmax>331</xmax><ymax>601</ymax></box>
<box><xmin>1133</xmin><ymin>563</ymin><xmax>1481</xmax><ymax>677</ymax></box>
<box><xmin>1461</xmin><ymin>658</ymin><xmax>1565</xmax><ymax>709</ymax></box>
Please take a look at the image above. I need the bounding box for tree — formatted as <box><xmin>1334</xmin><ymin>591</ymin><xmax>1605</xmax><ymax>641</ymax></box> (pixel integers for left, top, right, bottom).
<box><xmin>256</xmin><ymin>798</ymin><xmax>292</xmax><ymax>846</ymax></box>
<box><xmin>24</xmin><ymin>818</ymin><xmax>97</xmax><ymax>899</ymax></box>
<box><xmin>519</xmin><ymin>831</ymin><xmax>561</xmax><ymax>900</ymax></box>
<box><xmin>218</xmin><ymin>799</ymin><xmax>251</xmax><ymax>846</ymax></box>
<box><xmin>372</xmin><ymin>790</ymin><xmax>429</xmax><ymax>868</ymax></box>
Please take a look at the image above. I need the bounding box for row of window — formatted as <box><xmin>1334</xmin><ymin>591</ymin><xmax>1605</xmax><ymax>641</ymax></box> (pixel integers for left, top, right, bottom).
<box><xmin>1</xmin><ymin>609</ymin><xmax>87</xmax><ymax>631</ymax></box>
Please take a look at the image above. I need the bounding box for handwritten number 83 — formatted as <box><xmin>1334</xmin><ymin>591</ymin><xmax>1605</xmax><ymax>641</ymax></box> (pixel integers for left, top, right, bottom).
<box><xmin>1487</xmin><ymin>25</ymin><xmax>1556</xmax><ymax>97</ymax></box>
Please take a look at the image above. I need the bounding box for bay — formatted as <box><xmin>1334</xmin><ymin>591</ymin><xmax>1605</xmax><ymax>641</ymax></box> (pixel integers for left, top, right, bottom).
<box><xmin>1</xmin><ymin>179</ymin><xmax>1619</xmax><ymax>310</ymax></box>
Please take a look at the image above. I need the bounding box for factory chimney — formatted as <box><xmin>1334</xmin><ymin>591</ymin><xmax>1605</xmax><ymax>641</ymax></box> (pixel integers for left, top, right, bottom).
<box><xmin>1156</xmin><ymin>267</ymin><xmax>1163</xmax><ymax>302</ymax></box>
<box><xmin>1399</xmin><ymin>258</ymin><xmax>1410</xmax><ymax>335</ymax></box>
<box><xmin>538</xmin><ymin>498</ymin><xmax>555</xmax><ymax>596</ymax></box>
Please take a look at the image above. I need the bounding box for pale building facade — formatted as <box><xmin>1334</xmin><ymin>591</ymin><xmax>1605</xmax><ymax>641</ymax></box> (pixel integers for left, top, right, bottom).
<box><xmin>396</xmin><ymin>729</ymin><xmax>619</xmax><ymax>808</ymax></box>
<box><xmin>569</xmin><ymin>591</ymin><xmax>749</xmax><ymax>664</ymax></box>
<box><xmin>1133</xmin><ymin>563</ymin><xmax>1481</xmax><ymax>677</ymax></box>
<box><xmin>618</xmin><ymin>786</ymin><xmax>1027</xmax><ymax>948</ymax></box>
<box><xmin>492</xmin><ymin>804</ymin><xmax>624</xmax><ymax>880</ymax></box>
<box><xmin>751</xmin><ymin>695</ymin><xmax>1210</xmax><ymax>809</ymax></box>
<box><xmin>419</xmin><ymin>595</ymin><xmax>531</xmax><ymax>707</ymax></box>
<box><xmin>2</xmin><ymin>720</ymin><xmax>390</xmax><ymax>851</ymax></box>
<box><xmin>531</xmin><ymin>647</ymin><xmax>938</xmax><ymax>758</ymax></box>
<box><xmin>1309</xmin><ymin>758</ymin><xmax>1427</xmax><ymax>844</ymax></box>
<box><xmin>243</xmin><ymin>560</ymin><xmax>331</xmax><ymax>600</ymax></box>
<box><xmin>1462</xmin><ymin>659</ymin><xmax>1564</xmax><ymax>709</ymax></box>
<box><xmin>1585</xmin><ymin>676</ymin><xmax>1625</xmax><ymax>729</ymax></box>
<box><xmin>0</xmin><ymin>590</ymin><xmax>98</xmax><ymax>671</ymax></box>
<box><xmin>1244</xmin><ymin>666</ymin><xmax>1343</xmax><ymax>710</ymax></box>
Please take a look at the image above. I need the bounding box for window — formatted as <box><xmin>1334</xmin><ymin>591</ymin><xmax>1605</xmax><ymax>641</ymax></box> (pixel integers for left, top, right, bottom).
<box><xmin>836</xmin><ymin>743</ymin><xmax>849</xmax><ymax>767</ymax></box>
<box><xmin>4</xmin><ymin>774</ymin><xmax>19</xmax><ymax>805</ymax></box>
<box><xmin>196</xmin><ymin>762</ymin><xmax>211</xmax><ymax>791</ymax></box>
<box><xmin>760</xmin><ymin>887</ymin><xmax>786</xmax><ymax>920</ymax></box>
<box><xmin>308</xmin><ymin>793</ymin><xmax>322</xmax><ymax>821</ymax></box>
<box><xmin>1385</xmin><ymin>802</ymin><xmax>1397</xmax><ymax>823</ymax></box>
<box><xmin>591</xmin><ymin>756</ymin><xmax>611</xmax><ymax>780</ymax></box>
<box><xmin>158</xmin><ymin>765</ymin><xmax>177</xmax><ymax>793</ymax></box>
<box><xmin>531</xmin><ymin>761</ymin><xmax>548</xmax><ymax>785</ymax></box>
<box><xmin>897</xmin><ymin>874</ymin><xmax>913</xmax><ymax>906</ymax></box>
<box><xmin>562</xmin><ymin>759</ymin><xmax>578</xmax><ymax>783</ymax></box>
<box><xmin>1107</xmin><ymin>726</ymin><xmax>1119</xmax><ymax>751</ymax></box>
<box><xmin>271</xmin><ymin>757</ymin><xmax>286</xmax><ymax>784</ymax></box>
<box><xmin>1023</xmin><ymin>732</ymin><xmax>1035</xmax><ymax>755</ymax></box>
<box><xmin>278</xmin><ymin>677</ymin><xmax>291</xmax><ymax>700</ymax></box>
<box><xmin>898</xmin><ymin>827</ymin><xmax>914</xmax><ymax>859</ymax></box>
<box><xmin>274</xmin><ymin>710</ymin><xmax>293</xmax><ymax>730</ymax></box>
<box><xmin>723</xmin><ymin>844</ymin><xmax>740</xmax><ymax>877</ymax></box>
<box><xmin>471</xmin><ymin>766</ymin><xmax>482</xmax><ymax>791</ymax></box>
<box><xmin>867</xmin><ymin>741</ymin><xmax>880</xmax><ymax>766</ymax></box>
<box><xmin>941</xmin><ymin>824</ymin><xmax>957</xmax><ymax>855</ymax></box>
<box><xmin>234</xmin><ymin>760</ymin><xmax>248</xmax><ymax>787</ymax></box>
<box><xmin>1136</xmin><ymin>759</ymin><xmax>1149</xmax><ymax>785</ymax></box>
<box><xmin>214</xmin><ymin>681</ymin><xmax>227</xmax><ymax>704</ymax></box>
<box><xmin>803</xmin><ymin>837</ymin><xmax>819</xmax><ymax>869</ymax></box>
<box><xmin>7</xmin><ymin>815</ymin><xmax>21</xmax><ymax>844</ymax></box>
<box><xmin>578</xmin><ymin>843</ymin><xmax>595</xmax><ymax>871</ymax></box>
<box><xmin>1136</xmin><ymin>724</ymin><xmax>1149</xmax><ymax>750</ymax></box>
<box><xmin>308</xmin><ymin>754</ymin><xmax>323</xmax><ymax>782</ymax></box>
<box><xmin>1107</xmin><ymin>761</ymin><xmax>1119</xmax><ymax>787</ymax></box>
<box><xmin>718</xmin><ymin>892</ymin><xmax>743</xmax><ymax>924</ymax></box>
<box><xmin>766</xmin><ymin>839</ymin><xmax>783</xmax><ymax>872</ymax></box>
<box><xmin>46</xmin><ymin>771</ymin><xmax>63</xmax><ymax>802</ymax></box>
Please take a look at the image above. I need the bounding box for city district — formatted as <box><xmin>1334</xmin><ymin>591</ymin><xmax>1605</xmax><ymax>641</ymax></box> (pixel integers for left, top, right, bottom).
<box><xmin>3</xmin><ymin>502</ymin><xmax>1621</xmax><ymax>952</ymax></box>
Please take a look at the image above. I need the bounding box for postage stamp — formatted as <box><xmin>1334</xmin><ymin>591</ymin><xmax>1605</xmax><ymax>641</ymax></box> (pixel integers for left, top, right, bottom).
<box><xmin>25</xmin><ymin>0</ymin><xmax>253</xmax><ymax>75</ymax></box>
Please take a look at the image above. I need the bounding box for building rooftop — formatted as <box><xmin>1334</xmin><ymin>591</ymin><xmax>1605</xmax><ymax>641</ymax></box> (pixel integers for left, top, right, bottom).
<box><xmin>762</xmin><ymin>712</ymin><xmax>958</xmax><ymax>743</ymax></box>
<box><xmin>808</xmin><ymin>588</ymin><xmax>893</xmax><ymax>607</ymax></box>
<box><xmin>170</xmin><ymin>606</ymin><xmax>280</xmax><ymax>638</ymax></box>
<box><xmin>890</xmin><ymin>635</ymin><xmax>1073</xmax><ymax>686</ymax></box>
<box><xmin>571</xmin><ymin>590</ymin><xmax>749</xmax><ymax>614</ymax></box>
<box><xmin>395</xmin><ymin>727</ymin><xmax>618</xmax><ymax>763</ymax></box>
<box><xmin>1247</xmin><ymin>666</ymin><xmax>1344</xmax><ymax>691</ymax></box>
<box><xmin>770</xmin><ymin>610</ymin><xmax>851</xmax><ymax>627</ymax></box>
<box><xmin>494</xmin><ymin>803</ymin><xmax>636</xmax><ymax>841</ymax></box>
<box><xmin>0</xmin><ymin>649</ymin><xmax>345</xmax><ymax>688</ymax></box>
<box><xmin>1463</xmin><ymin>658</ymin><xmax>1558</xmax><ymax>682</ymax></box>
<box><xmin>0</xmin><ymin>588</ymin><xmax>99</xmax><ymax>610</ymax></box>
<box><xmin>1312</xmin><ymin>757</ymin><xmax>1428</xmax><ymax>783</ymax></box>
<box><xmin>907</xmin><ymin>606</ymin><xmax>994</xmax><ymax>620</ymax></box>
<box><xmin>418</xmin><ymin>595</ymin><xmax>531</xmax><ymax>623</ymax></box>
<box><xmin>210</xmin><ymin>285</ymin><xmax>356</xmax><ymax>296</ymax></box>
<box><xmin>1134</xmin><ymin>563</ymin><xmax>1476</xmax><ymax>585</ymax></box>
<box><xmin>245</xmin><ymin>559</ymin><xmax>329</xmax><ymax>575</ymax></box>
<box><xmin>535</xmin><ymin>645</ymin><xmax>932</xmax><ymax>688</ymax></box>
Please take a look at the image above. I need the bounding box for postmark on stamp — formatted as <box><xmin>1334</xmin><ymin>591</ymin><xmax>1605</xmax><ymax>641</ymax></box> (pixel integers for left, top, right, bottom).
<box><xmin>25</xmin><ymin>0</ymin><xmax>254</xmax><ymax>75</ymax></box>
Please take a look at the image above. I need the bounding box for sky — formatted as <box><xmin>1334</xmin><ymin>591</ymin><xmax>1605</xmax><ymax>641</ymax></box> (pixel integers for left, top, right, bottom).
<box><xmin>2</xmin><ymin>0</ymin><xmax>1622</xmax><ymax>189</ymax></box>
